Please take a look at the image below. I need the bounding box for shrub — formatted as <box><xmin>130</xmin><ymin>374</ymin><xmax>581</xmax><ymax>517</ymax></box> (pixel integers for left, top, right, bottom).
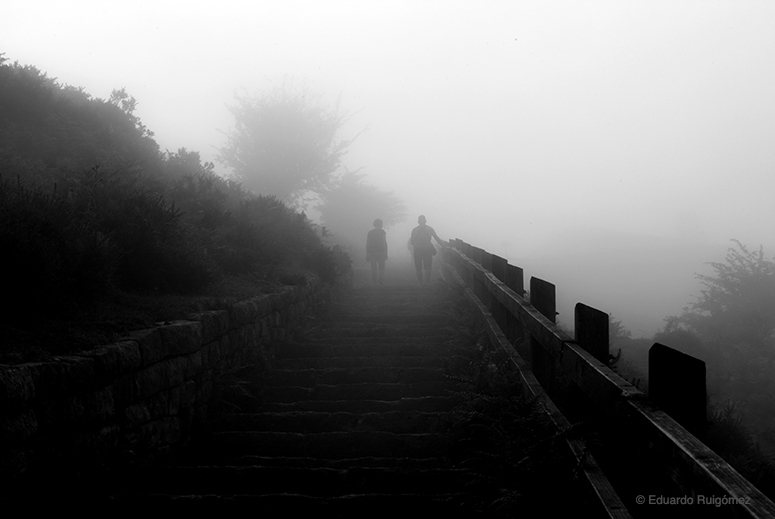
<box><xmin>1</xmin><ymin>57</ymin><xmax>353</xmax><ymax>361</ymax></box>
<box><xmin>0</xmin><ymin>176</ymin><xmax>118</xmax><ymax>321</ymax></box>
<box><xmin>103</xmin><ymin>189</ymin><xmax>214</xmax><ymax>293</ymax></box>
<box><xmin>304</xmin><ymin>243</ymin><xmax>352</xmax><ymax>283</ymax></box>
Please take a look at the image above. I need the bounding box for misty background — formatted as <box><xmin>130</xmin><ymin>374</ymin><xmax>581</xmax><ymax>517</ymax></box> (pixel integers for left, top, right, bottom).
<box><xmin>4</xmin><ymin>0</ymin><xmax>775</xmax><ymax>337</ymax></box>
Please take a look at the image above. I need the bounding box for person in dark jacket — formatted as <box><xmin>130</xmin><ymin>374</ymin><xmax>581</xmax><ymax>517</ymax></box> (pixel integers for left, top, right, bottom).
<box><xmin>409</xmin><ymin>215</ymin><xmax>446</xmax><ymax>285</ymax></box>
<box><xmin>366</xmin><ymin>218</ymin><xmax>388</xmax><ymax>285</ymax></box>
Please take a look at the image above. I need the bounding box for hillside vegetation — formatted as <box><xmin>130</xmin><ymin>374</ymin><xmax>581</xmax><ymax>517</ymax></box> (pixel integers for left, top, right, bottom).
<box><xmin>0</xmin><ymin>56</ymin><xmax>349</xmax><ymax>363</ymax></box>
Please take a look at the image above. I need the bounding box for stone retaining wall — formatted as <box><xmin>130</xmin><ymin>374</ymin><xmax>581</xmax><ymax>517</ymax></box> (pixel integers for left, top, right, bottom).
<box><xmin>0</xmin><ymin>276</ymin><xmax>335</xmax><ymax>479</ymax></box>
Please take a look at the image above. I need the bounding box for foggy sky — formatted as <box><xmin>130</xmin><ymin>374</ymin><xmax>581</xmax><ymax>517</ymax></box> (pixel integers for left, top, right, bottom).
<box><xmin>4</xmin><ymin>1</ymin><xmax>775</xmax><ymax>336</ymax></box>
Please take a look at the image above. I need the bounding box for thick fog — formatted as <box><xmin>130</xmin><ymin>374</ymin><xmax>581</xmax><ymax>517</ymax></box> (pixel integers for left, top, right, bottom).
<box><xmin>5</xmin><ymin>1</ymin><xmax>775</xmax><ymax>336</ymax></box>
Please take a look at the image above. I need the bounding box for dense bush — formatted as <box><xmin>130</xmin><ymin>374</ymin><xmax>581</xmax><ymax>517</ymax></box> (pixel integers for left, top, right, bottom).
<box><xmin>658</xmin><ymin>242</ymin><xmax>775</xmax><ymax>453</ymax></box>
<box><xmin>0</xmin><ymin>177</ymin><xmax>117</xmax><ymax>322</ymax></box>
<box><xmin>0</xmin><ymin>59</ymin><xmax>161</xmax><ymax>186</ymax></box>
<box><xmin>1</xmin><ymin>163</ymin><xmax>349</xmax><ymax>319</ymax></box>
<box><xmin>0</xmin><ymin>57</ymin><xmax>351</xmax><ymax>331</ymax></box>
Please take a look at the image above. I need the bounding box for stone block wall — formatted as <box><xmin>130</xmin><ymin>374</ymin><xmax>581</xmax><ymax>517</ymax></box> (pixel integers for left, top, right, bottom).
<box><xmin>0</xmin><ymin>277</ymin><xmax>334</xmax><ymax>479</ymax></box>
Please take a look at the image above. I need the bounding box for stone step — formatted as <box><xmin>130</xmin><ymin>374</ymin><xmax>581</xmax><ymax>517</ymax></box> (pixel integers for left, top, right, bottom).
<box><xmin>308</xmin><ymin>324</ymin><xmax>443</xmax><ymax>339</ymax></box>
<box><xmin>337</xmin><ymin>289</ymin><xmax>445</xmax><ymax>297</ymax></box>
<box><xmin>91</xmin><ymin>492</ymin><xmax>484</xmax><ymax>515</ymax></box>
<box><xmin>102</xmin><ymin>465</ymin><xmax>476</xmax><ymax>497</ymax></box>
<box><xmin>188</xmin><ymin>456</ymin><xmax>451</xmax><ymax>469</ymax></box>
<box><xmin>10</xmin><ymin>276</ymin><xmax>493</xmax><ymax>515</ymax></box>
<box><xmin>277</xmin><ymin>341</ymin><xmax>444</xmax><ymax>359</ymax></box>
<box><xmin>218</xmin><ymin>411</ymin><xmax>453</xmax><ymax>433</ymax></box>
<box><xmin>266</xmin><ymin>367</ymin><xmax>448</xmax><ymax>386</ymax></box>
<box><xmin>260</xmin><ymin>396</ymin><xmax>461</xmax><ymax>413</ymax></box>
<box><xmin>262</xmin><ymin>381</ymin><xmax>459</xmax><ymax>403</ymax></box>
<box><xmin>274</xmin><ymin>355</ymin><xmax>448</xmax><ymax>370</ymax></box>
<box><xmin>330</xmin><ymin>305</ymin><xmax>447</xmax><ymax>316</ymax></box>
<box><xmin>327</xmin><ymin>299</ymin><xmax>448</xmax><ymax>315</ymax></box>
<box><xmin>345</xmin><ymin>288</ymin><xmax>447</xmax><ymax>298</ymax></box>
<box><xmin>200</xmin><ymin>431</ymin><xmax>452</xmax><ymax>458</ymax></box>
<box><xmin>320</xmin><ymin>289</ymin><xmax>447</xmax><ymax>304</ymax></box>
<box><xmin>322</xmin><ymin>310</ymin><xmax>448</xmax><ymax>321</ymax></box>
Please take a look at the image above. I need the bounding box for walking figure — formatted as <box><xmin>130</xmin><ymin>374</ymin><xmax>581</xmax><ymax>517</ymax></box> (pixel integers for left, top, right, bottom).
<box><xmin>366</xmin><ymin>219</ymin><xmax>388</xmax><ymax>285</ymax></box>
<box><xmin>410</xmin><ymin>215</ymin><xmax>446</xmax><ymax>285</ymax></box>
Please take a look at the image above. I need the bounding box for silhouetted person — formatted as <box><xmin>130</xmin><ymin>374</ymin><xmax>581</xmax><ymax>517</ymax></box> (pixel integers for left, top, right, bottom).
<box><xmin>410</xmin><ymin>215</ymin><xmax>446</xmax><ymax>285</ymax></box>
<box><xmin>366</xmin><ymin>218</ymin><xmax>388</xmax><ymax>285</ymax></box>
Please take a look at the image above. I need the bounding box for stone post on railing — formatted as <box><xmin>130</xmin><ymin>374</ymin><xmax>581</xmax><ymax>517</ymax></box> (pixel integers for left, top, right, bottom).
<box><xmin>488</xmin><ymin>254</ymin><xmax>507</xmax><ymax>336</ymax></box>
<box><xmin>575</xmin><ymin>303</ymin><xmax>609</xmax><ymax>365</ymax></box>
<box><xmin>649</xmin><ymin>343</ymin><xmax>707</xmax><ymax>441</ymax></box>
<box><xmin>529</xmin><ymin>277</ymin><xmax>556</xmax><ymax>392</ymax></box>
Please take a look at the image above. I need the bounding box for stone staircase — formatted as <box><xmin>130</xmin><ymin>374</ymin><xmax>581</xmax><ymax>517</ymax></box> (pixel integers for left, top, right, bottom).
<box><xmin>96</xmin><ymin>273</ymin><xmax>483</xmax><ymax>514</ymax></box>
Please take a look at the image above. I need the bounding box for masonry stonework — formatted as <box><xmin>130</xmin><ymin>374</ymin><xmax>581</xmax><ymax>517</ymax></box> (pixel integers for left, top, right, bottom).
<box><xmin>0</xmin><ymin>276</ymin><xmax>334</xmax><ymax>479</ymax></box>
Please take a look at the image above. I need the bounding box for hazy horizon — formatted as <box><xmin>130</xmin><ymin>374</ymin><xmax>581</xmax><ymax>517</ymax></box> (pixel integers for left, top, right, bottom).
<box><xmin>5</xmin><ymin>0</ymin><xmax>774</xmax><ymax>337</ymax></box>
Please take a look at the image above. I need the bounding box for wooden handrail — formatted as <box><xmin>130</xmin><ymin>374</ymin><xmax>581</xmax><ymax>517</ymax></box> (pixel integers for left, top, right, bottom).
<box><xmin>442</xmin><ymin>258</ymin><xmax>632</xmax><ymax>518</ymax></box>
<box><xmin>441</xmin><ymin>240</ymin><xmax>775</xmax><ymax>518</ymax></box>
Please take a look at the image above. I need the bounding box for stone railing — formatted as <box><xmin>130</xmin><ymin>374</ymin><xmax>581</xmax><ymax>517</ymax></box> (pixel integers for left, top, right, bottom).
<box><xmin>0</xmin><ymin>275</ymin><xmax>337</xmax><ymax>480</ymax></box>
